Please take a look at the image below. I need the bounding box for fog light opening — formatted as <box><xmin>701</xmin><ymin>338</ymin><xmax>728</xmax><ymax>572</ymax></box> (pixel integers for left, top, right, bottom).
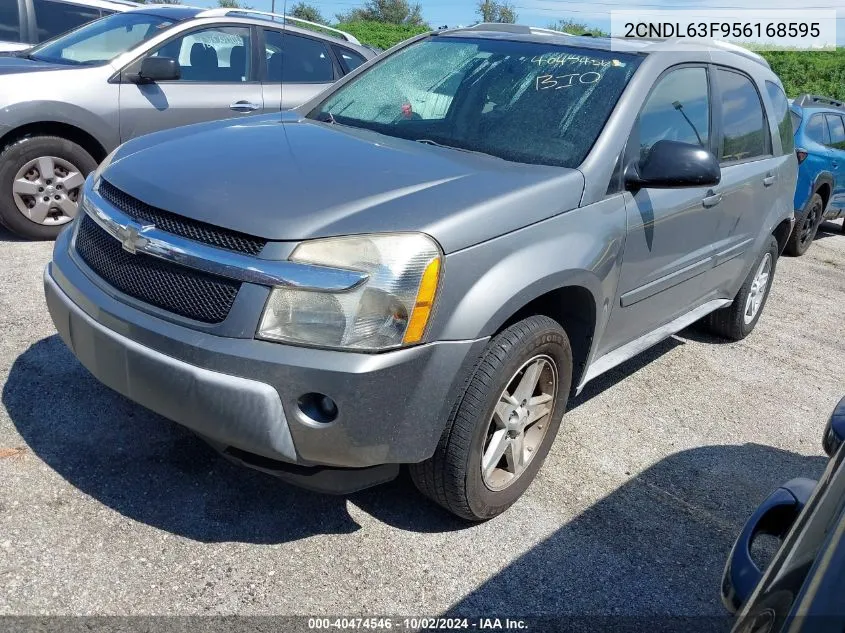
<box><xmin>298</xmin><ymin>393</ymin><xmax>339</xmax><ymax>424</ymax></box>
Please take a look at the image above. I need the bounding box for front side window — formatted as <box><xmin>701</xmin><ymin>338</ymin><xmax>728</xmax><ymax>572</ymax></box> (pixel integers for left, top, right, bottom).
<box><xmin>805</xmin><ymin>114</ymin><xmax>830</xmax><ymax>145</ymax></box>
<box><xmin>0</xmin><ymin>2</ymin><xmax>21</xmax><ymax>43</ymax></box>
<box><xmin>310</xmin><ymin>37</ymin><xmax>642</xmax><ymax>168</ymax></box>
<box><xmin>718</xmin><ymin>69</ymin><xmax>770</xmax><ymax>163</ymax></box>
<box><xmin>150</xmin><ymin>27</ymin><xmax>252</xmax><ymax>82</ymax></box>
<box><xmin>825</xmin><ymin>114</ymin><xmax>845</xmax><ymax>150</ymax></box>
<box><xmin>637</xmin><ymin>66</ymin><xmax>710</xmax><ymax>160</ymax></box>
<box><xmin>28</xmin><ymin>12</ymin><xmax>176</xmax><ymax>65</ymax></box>
<box><xmin>34</xmin><ymin>0</ymin><xmax>99</xmax><ymax>42</ymax></box>
<box><xmin>264</xmin><ymin>30</ymin><xmax>335</xmax><ymax>83</ymax></box>
<box><xmin>765</xmin><ymin>81</ymin><xmax>794</xmax><ymax>154</ymax></box>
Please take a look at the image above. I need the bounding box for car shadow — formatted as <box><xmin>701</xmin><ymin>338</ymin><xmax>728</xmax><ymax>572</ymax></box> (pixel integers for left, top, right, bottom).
<box><xmin>441</xmin><ymin>443</ymin><xmax>828</xmax><ymax>627</ymax></box>
<box><xmin>0</xmin><ymin>225</ymin><xmax>26</xmax><ymax>243</ymax></box>
<box><xmin>2</xmin><ymin>335</ymin><xmax>470</xmax><ymax>543</ymax></box>
<box><xmin>814</xmin><ymin>220</ymin><xmax>844</xmax><ymax>241</ymax></box>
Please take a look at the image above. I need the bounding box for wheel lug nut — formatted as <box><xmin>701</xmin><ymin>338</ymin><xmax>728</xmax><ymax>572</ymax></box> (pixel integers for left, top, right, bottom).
<box><xmin>38</xmin><ymin>187</ymin><xmax>44</xmax><ymax>192</ymax></box>
<box><xmin>43</xmin><ymin>196</ymin><xmax>49</xmax><ymax>202</ymax></box>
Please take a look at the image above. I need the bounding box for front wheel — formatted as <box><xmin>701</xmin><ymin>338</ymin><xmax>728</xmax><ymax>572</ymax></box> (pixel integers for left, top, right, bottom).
<box><xmin>410</xmin><ymin>316</ymin><xmax>572</xmax><ymax>521</ymax></box>
<box><xmin>706</xmin><ymin>235</ymin><xmax>779</xmax><ymax>341</ymax></box>
<box><xmin>0</xmin><ymin>135</ymin><xmax>97</xmax><ymax>240</ymax></box>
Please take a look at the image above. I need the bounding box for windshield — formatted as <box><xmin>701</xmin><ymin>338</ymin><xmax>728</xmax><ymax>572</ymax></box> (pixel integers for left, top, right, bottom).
<box><xmin>28</xmin><ymin>12</ymin><xmax>177</xmax><ymax>65</ymax></box>
<box><xmin>309</xmin><ymin>37</ymin><xmax>642</xmax><ymax>168</ymax></box>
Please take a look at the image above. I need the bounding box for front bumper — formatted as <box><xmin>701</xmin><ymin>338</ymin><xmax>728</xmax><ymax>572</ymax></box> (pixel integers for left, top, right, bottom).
<box><xmin>45</xmin><ymin>228</ymin><xmax>486</xmax><ymax>491</ymax></box>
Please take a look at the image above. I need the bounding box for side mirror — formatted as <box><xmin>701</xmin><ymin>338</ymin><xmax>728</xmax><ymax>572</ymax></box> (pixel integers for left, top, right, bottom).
<box><xmin>130</xmin><ymin>57</ymin><xmax>180</xmax><ymax>83</ymax></box>
<box><xmin>625</xmin><ymin>140</ymin><xmax>721</xmax><ymax>190</ymax></box>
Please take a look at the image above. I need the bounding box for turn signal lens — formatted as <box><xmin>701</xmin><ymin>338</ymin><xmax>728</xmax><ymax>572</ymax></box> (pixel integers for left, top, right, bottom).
<box><xmin>796</xmin><ymin>148</ymin><xmax>808</xmax><ymax>164</ymax></box>
<box><xmin>403</xmin><ymin>257</ymin><xmax>441</xmax><ymax>344</ymax></box>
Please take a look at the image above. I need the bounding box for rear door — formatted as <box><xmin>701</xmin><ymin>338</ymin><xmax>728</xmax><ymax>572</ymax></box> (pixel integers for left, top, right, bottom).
<box><xmin>701</xmin><ymin>67</ymin><xmax>782</xmax><ymax>299</ymax></box>
<box><xmin>118</xmin><ymin>24</ymin><xmax>264</xmax><ymax>141</ymax></box>
<box><xmin>601</xmin><ymin>65</ymin><xmax>723</xmax><ymax>352</ymax></box>
<box><xmin>261</xmin><ymin>29</ymin><xmax>339</xmax><ymax>111</ymax></box>
<box><xmin>823</xmin><ymin>113</ymin><xmax>845</xmax><ymax>215</ymax></box>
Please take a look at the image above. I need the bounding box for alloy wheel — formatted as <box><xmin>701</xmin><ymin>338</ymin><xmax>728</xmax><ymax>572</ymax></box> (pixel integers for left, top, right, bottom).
<box><xmin>744</xmin><ymin>253</ymin><xmax>772</xmax><ymax>325</ymax></box>
<box><xmin>481</xmin><ymin>355</ymin><xmax>558</xmax><ymax>491</ymax></box>
<box><xmin>11</xmin><ymin>156</ymin><xmax>85</xmax><ymax>226</ymax></box>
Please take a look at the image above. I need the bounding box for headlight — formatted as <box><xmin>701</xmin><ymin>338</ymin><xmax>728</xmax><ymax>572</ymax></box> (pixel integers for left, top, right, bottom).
<box><xmin>257</xmin><ymin>233</ymin><xmax>441</xmax><ymax>351</ymax></box>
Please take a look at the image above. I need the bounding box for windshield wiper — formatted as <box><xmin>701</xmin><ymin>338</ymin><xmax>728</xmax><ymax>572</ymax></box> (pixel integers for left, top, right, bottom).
<box><xmin>315</xmin><ymin>112</ymin><xmax>337</xmax><ymax>124</ymax></box>
<box><xmin>415</xmin><ymin>139</ymin><xmax>503</xmax><ymax>160</ymax></box>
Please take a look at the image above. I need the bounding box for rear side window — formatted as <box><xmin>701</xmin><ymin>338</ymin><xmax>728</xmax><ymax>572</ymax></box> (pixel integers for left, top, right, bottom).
<box><xmin>717</xmin><ymin>69</ymin><xmax>770</xmax><ymax>163</ymax></box>
<box><xmin>765</xmin><ymin>81</ymin><xmax>794</xmax><ymax>154</ymax></box>
<box><xmin>805</xmin><ymin>113</ymin><xmax>830</xmax><ymax>144</ymax></box>
<box><xmin>0</xmin><ymin>2</ymin><xmax>21</xmax><ymax>43</ymax></box>
<box><xmin>825</xmin><ymin>114</ymin><xmax>845</xmax><ymax>150</ymax></box>
<box><xmin>333</xmin><ymin>46</ymin><xmax>366</xmax><ymax>73</ymax></box>
<box><xmin>264</xmin><ymin>30</ymin><xmax>335</xmax><ymax>83</ymax></box>
<box><xmin>34</xmin><ymin>0</ymin><xmax>100</xmax><ymax>42</ymax></box>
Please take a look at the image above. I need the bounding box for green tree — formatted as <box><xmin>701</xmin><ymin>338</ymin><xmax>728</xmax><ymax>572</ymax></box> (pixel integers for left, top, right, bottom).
<box><xmin>547</xmin><ymin>19</ymin><xmax>608</xmax><ymax>37</ymax></box>
<box><xmin>134</xmin><ymin>0</ymin><xmax>183</xmax><ymax>4</ymax></box>
<box><xmin>336</xmin><ymin>0</ymin><xmax>426</xmax><ymax>27</ymax></box>
<box><xmin>217</xmin><ymin>0</ymin><xmax>242</xmax><ymax>6</ymax></box>
<box><xmin>289</xmin><ymin>2</ymin><xmax>326</xmax><ymax>24</ymax></box>
<box><xmin>477</xmin><ymin>0</ymin><xmax>517</xmax><ymax>24</ymax></box>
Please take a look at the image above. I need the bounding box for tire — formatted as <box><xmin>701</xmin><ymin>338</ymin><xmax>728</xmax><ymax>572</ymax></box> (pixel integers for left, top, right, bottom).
<box><xmin>0</xmin><ymin>135</ymin><xmax>97</xmax><ymax>240</ymax></box>
<box><xmin>706</xmin><ymin>235</ymin><xmax>779</xmax><ymax>341</ymax></box>
<box><xmin>786</xmin><ymin>193</ymin><xmax>824</xmax><ymax>256</ymax></box>
<box><xmin>409</xmin><ymin>315</ymin><xmax>573</xmax><ymax>521</ymax></box>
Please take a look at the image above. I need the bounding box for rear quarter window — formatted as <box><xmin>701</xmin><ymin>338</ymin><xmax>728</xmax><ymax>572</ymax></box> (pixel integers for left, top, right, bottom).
<box><xmin>805</xmin><ymin>113</ymin><xmax>830</xmax><ymax>145</ymax></box>
<box><xmin>765</xmin><ymin>81</ymin><xmax>794</xmax><ymax>154</ymax></box>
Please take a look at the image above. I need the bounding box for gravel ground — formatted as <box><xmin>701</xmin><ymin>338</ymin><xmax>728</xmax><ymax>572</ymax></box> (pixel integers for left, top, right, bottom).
<box><xmin>1</xmin><ymin>220</ymin><xmax>844</xmax><ymax>623</ymax></box>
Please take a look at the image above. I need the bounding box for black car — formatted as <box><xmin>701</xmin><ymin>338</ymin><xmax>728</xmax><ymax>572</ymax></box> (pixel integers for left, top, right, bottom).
<box><xmin>722</xmin><ymin>397</ymin><xmax>845</xmax><ymax>632</ymax></box>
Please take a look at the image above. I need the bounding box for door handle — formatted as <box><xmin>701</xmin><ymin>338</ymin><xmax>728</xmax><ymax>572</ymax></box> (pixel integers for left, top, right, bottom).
<box><xmin>229</xmin><ymin>101</ymin><xmax>260</xmax><ymax>113</ymax></box>
<box><xmin>833</xmin><ymin>162</ymin><xmax>840</xmax><ymax>168</ymax></box>
<box><xmin>702</xmin><ymin>192</ymin><xmax>723</xmax><ymax>208</ymax></box>
<box><xmin>763</xmin><ymin>174</ymin><xmax>777</xmax><ymax>187</ymax></box>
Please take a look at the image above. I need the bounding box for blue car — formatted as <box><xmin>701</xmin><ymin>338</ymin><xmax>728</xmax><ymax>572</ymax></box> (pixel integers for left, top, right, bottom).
<box><xmin>788</xmin><ymin>94</ymin><xmax>845</xmax><ymax>255</ymax></box>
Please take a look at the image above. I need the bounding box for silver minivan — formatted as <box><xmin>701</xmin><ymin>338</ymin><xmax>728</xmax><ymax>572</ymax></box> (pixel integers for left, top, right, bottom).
<box><xmin>0</xmin><ymin>6</ymin><xmax>374</xmax><ymax>239</ymax></box>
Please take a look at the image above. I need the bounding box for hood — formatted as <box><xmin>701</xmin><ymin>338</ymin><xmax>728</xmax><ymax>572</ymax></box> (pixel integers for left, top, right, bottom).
<box><xmin>0</xmin><ymin>54</ymin><xmax>76</xmax><ymax>75</ymax></box>
<box><xmin>103</xmin><ymin>115</ymin><xmax>585</xmax><ymax>253</ymax></box>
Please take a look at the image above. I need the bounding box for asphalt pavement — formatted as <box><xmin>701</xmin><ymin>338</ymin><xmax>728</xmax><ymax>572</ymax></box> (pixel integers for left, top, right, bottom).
<box><xmin>1</xmin><ymin>220</ymin><xmax>844</xmax><ymax>621</ymax></box>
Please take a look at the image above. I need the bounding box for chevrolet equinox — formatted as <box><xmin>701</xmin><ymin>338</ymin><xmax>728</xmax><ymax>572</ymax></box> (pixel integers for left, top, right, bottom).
<box><xmin>44</xmin><ymin>24</ymin><xmax>797</xmax><ymax>520</ymax></box>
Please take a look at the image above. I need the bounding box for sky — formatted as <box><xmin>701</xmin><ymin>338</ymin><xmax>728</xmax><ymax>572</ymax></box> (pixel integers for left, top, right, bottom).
<box><xmin>189</xmin><ymin>0</ymin><xmax>845</xmax><ymax>44</ymax></box>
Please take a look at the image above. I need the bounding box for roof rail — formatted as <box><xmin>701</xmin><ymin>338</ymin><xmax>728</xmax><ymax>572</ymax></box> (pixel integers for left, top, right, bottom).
<box><xmin>195</xmin><ymin>8</ymin><xmax>361</xmax><ymax>45</ymax></box>
<box><xmin>794</xmin><ymin>94</ymin><xmax>845</xmax><ymax>109</ymax></box>
<box><xmin>451</xmin><ymin>23</ymin><xmax>572</xmax><ymax>37</ymax></box>
<box><xmin>642</xmin><ymin>38</ymin><xmax>769</xmax><ymax>68</ymax></box>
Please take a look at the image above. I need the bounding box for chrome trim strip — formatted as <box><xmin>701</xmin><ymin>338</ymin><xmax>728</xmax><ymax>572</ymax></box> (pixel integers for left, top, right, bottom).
<box><xmin>81</xmin><ymin>177</ymin><xmax>368</xmax><ymax>292</ymax></box>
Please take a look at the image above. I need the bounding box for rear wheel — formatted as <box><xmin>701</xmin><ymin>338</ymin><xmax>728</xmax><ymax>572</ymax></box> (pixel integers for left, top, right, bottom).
<box><xmin>706</xmin><ymin>236</ymin><xmax>779</xmax><ymax>341</ymax></box>
<box><xmin>786</xmin><ymin>193</ymin><xmax>824</xmax><ymax>256</ymax></box>
<box><xmin>410</xmin><ymin>315</ymin><xmax>572</xmax><ymax>521</ymax></box>
<box><xmin>0</xmin><ymin>136</ymin><xmax>96</xmax><ymax>240</ymax></box>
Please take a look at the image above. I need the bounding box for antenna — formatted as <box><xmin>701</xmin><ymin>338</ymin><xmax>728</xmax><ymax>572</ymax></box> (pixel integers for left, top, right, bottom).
<box><xmin>281</xmin><ymin>0</ymin><xmax>286</xmax><ymax>116</ymax></box>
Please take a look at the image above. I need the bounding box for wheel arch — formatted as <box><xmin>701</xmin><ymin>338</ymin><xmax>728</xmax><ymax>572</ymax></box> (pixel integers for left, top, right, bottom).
<box><xmin>494</xmin><ymin>284</ymin><xmax>598</xmax><ymax>394</ymax></box>
<box><xmin>813</xmin><ymin>173</ymin><xmax>834</xmax><ymax>212</ymax></box>
<box><xmin>0</xmin><ymin>121</ymin><xmax>109</xmax><ymax>164</ymax></box>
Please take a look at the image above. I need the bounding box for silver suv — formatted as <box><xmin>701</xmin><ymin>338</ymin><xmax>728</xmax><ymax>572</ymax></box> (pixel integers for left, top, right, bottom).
<box><xmin>0</xmin><ymin>6</ymin><xmax>374</xmax><ymax>239</ymax></box>
<box><xmin>45</xmin><ymin>25</ymin><xmax>797</xmax><ymax>520</ymax></box>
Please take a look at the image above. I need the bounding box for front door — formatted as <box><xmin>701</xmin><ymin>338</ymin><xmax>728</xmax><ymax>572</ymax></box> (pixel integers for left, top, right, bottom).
<box><xmin>601</xmin><ymin>65</ymin><xmax>722</xmax><ymax>355</ymax></box>
<box><xmin>119</xmin><ymin>25</ymin><xmax>264</xmax><ymax>142</ymax></box>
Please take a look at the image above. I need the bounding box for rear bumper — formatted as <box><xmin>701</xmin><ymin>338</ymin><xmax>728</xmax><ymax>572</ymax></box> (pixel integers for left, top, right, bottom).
<box><xmin>45</xmin><ymin>227</ymin><xmax>486</xmax><ymax>489</ymax></box>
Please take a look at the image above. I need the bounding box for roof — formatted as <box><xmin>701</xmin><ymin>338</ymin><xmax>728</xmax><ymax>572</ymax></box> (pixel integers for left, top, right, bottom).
<box><xmin>124</xmin><ymin>5</ymin><xmax>202</xmax><ymax>20</ymax></box>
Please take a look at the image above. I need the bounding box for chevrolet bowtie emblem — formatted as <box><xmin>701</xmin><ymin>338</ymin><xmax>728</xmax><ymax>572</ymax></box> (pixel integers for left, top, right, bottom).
<box><xmin>116</xmin><ymin>221</ymin><xmax>153</xmax><ymax>254</ymax></box>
